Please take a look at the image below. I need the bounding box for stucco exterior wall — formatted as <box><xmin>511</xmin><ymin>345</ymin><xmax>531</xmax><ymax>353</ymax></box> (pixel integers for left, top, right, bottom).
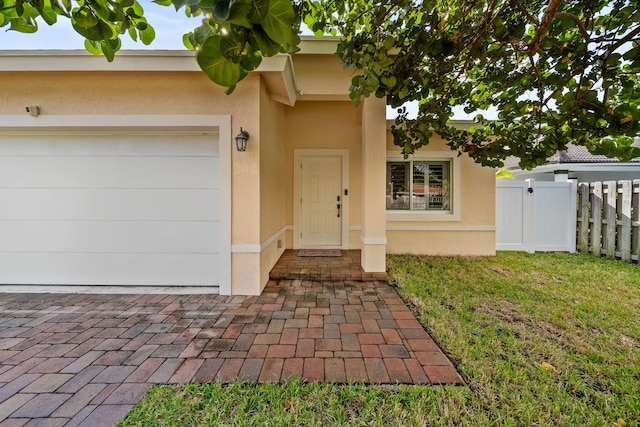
<box><xmin>259</xmin><ymin>79</ymin><xmax>287</xmax><ymax>287</ymax></box>
<box><xmin>1</xmin><ymin>70</ymin><xmax>267</xmax><ymax>293</ymax></box>
<box><xmin>385</xmin><ymin>132</ymin><xmax>496</xmax><ymax>255</ymax></box>
<box><xmin>0</xmin><ymin>70</ymin><xmax>261</xmax><ymax>244</ymax></box>
<box><xmin>283</xmin><ymin>101</ymin><xmax>363</xmax><ymax>248</ymax></box>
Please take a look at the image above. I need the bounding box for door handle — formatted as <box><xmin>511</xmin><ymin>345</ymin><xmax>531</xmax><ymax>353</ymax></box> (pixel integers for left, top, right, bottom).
<box><xmin>337</xmin><ymin>203</ymin><xmax>341</xmax><ymax>217</ymax></box>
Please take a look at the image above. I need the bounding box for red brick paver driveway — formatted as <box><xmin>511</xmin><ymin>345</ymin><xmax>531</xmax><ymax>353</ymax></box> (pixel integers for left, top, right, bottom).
<box><xmin>0</xmin><ymin>279</ymin><xmax>462</xmax><ymax>426</ymax></box>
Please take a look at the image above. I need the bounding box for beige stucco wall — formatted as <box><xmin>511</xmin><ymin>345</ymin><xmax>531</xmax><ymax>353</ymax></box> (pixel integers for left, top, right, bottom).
<box><xmin>385</xmin><ymin>131</ymin><xmax>496</xmax><ymax>255</ymax></box>
<box><xmin>283</xmin><ymin>100</ymin><xmax>363</xmax><ymax>248</ymax></box>
<box><xmin>0</xmin><ymin>70</ymin><xmax>262</xmax><ymax>245</ymax></box>
<box><xmin>259</xmin><ymin>79</ymin><xmax>287</xmax><ymax>287</ymax></box>
<box><xmin>1</xmin><ymin>70</ymin><xmax>268</xmax><ymax>293</ymax></box>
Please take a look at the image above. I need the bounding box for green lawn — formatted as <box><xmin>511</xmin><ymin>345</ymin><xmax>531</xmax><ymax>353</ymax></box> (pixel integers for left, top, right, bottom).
<box><xmin>120</xmin><ymin>252</ymin><xmax>639</xmax><ymax>426</ymax></box>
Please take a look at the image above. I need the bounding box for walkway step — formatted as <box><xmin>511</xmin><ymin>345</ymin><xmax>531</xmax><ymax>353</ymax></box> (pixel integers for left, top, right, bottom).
<box><xmin>270</xmin><ymin>250</ymin><xmax>388</xmax><ymax>281</ymax></box>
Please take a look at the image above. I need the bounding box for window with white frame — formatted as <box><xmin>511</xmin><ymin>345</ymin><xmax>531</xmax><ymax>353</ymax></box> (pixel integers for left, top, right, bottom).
<box><xmin>386</xmin><ymin>152</ymin><xmax>459</xmax><ymax>221</ymax></box>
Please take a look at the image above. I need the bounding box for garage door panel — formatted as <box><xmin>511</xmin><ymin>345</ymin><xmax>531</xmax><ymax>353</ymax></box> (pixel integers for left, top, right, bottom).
<box><xmin>0</xmin><ymin>189</ymin><xmax>219</xmax><ymax>221</ymax></box>
<box><xmin>0</xmin><ymin>131</ymin><xmax>226</xmax><ymax>289</ymax></box>
<box><xmin>0</xmin><ymin>253</ymin><xmax>219</xmax><ymax>286</ymax></box>
<box><xmin>0</xmin><ymin>156</ymin><xmax>219</xmax><ymax>189</ymax></box>
<box><xmin>0</xmin><ymin>221</ymin><xmax>220</xmax><ymax>253</ymax></box>
<box><xmin>0</xmin><ymin>135</ymin><xmax>219</xmax><ymax>157</ymax></box>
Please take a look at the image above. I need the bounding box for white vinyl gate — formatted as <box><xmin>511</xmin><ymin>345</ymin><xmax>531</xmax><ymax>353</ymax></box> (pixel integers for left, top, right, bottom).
<box><xmin>496</xmin><ymin>180</ymin><xmax>577</xmax><ymax>252</ymax></box>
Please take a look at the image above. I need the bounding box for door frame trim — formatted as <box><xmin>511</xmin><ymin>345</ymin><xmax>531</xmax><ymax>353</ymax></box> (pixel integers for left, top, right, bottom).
<box><xmin>293</xmin><ymin>149</ymin><xmax>349</xmax><ymax>249</ymax></box>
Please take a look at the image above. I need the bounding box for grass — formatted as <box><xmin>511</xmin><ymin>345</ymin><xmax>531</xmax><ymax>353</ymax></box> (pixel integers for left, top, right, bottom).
<box><xmin>119</xmin><ymin>252</ymin><xmax>640</xmax><ymax>426</ymax></box>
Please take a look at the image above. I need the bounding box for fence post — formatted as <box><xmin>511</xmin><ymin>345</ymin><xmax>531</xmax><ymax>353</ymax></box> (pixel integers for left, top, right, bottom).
<box><xmin>568</xmin><ymin>179</ymin><xmax>578</xmax><ymax>253</ymax></box>
<box><xmin>578</xmin><ymin>183</ymin><xmax>589</xmax><ymax>253</ymax></box>
<box><xmin>603</xmin><ymin>181</ymin><xmax>617</xmax><ymax>259</ymax></box>
<box><xmin>618</xmin><ymin>181</ymin><xmax>632</xmax><ymax>262</ymax></box>
<box><xmin>633</xmin><ymin>180</ymin><xmax>640</xmax><ymax>262</ymax></box>
<box><xmin>590</xmin><ymin>182</ymin><xmax>603</xmax><ymax>257</ymax></box>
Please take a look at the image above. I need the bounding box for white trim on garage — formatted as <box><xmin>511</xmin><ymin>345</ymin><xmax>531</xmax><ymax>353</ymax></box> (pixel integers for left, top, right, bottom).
<box><xmin>0</xmin><ymin>115</ymin><xmax>232</xmax><ymax>295</ymax></box>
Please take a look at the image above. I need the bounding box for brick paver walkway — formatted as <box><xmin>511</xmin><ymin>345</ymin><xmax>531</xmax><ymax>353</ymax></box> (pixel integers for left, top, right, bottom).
<box><xmin>0</xmin><ymin>254</ymin><xmax>462</xmax><ymax>426</ymax></box>
<box><xmin>270</xmin><ymin>250</ymin><xmax>388</xmax><ymax>281</ymax></box>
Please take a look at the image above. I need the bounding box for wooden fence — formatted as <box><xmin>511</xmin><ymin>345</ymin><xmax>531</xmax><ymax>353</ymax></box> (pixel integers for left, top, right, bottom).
<box><xmin>577</xmin><ymin>180</ymin><xmax>640</xmax><ymax>263</ymax></box>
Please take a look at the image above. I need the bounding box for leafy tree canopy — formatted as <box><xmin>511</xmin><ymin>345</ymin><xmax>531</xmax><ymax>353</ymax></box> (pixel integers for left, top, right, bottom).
<box><xmin>2</xmin><ymin>0</ymin><xmax>639</xmax><ymax>168</ymax></box>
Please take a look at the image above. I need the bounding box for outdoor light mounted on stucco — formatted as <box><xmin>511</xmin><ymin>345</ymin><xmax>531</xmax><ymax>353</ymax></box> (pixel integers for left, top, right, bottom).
<box><xmin>235</xmin><ymin>128</ymin><xmax>249</xmax><ymax>152</ymax></box>
<box><xmin>25</xmin><ymin>105</ymin><xmax>40</xmax><ymax>117</ymax></box>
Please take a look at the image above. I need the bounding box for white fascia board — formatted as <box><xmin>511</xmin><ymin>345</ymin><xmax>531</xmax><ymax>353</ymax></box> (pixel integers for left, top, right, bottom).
<box><xmin>0</xmin><ymin>49</ymin><xmax>289</xmax><ymax>73</ymax></box>
<box><xmin>0</xmin><ymin>50</ymin><xmax>200</xmax><ymax>71</ymax></box>
<box><xmin>386</xmin><ymin>119</ymin><xmax>477</xmax><ymax>130</ymax></box>
<box><xmin>259</xmin><ymin>55</ymin><xmax>299</xmax><ymax>106</ymax></box>
<box><xmin>0</xmin><ymin>37</ymin><xmax>339</xmax><ymax>71</ymax></box>
<box><xmin>512</xmin><ymin>163</ymin><xmax>640</xmax><ymax>175</ymax></box>
<box><xmin>298</xmin><ymin>36</ymin><xmax>339</xmax><ymax>54</ymax></box>
<box><xmin>0</xmin><ymin>114</ymin><xmax>222</xmax><ymax>133</ymax></box>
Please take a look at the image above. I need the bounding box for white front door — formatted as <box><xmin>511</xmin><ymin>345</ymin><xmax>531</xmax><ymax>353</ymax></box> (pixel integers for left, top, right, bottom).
<box><xmin>300</xmin><ymin>155</ymin><xmax>343</xmax><ymax>247</ymax></box>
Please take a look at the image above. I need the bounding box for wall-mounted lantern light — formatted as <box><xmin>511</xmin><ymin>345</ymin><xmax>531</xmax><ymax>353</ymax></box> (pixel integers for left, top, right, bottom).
<box><xmin>235</xmin><ymin>127</ymin><xmax>249</xmax><ymax>152</ymax></box>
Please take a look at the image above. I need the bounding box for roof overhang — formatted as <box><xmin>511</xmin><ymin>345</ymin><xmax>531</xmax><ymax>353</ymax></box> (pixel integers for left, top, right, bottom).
<box><xmin>0</xmin><ymin>49</ymin><xmax>299</xmax><ymax>106</ymax></box>
<box><xmin>512</xmin><ymin>162</ymin><xmax>640</xmax><ymax>175</ymax></box>
<box><xmin>386</xmin><ymin>119</ymin><xmax>477</xmax><ymax>130</ymax></box>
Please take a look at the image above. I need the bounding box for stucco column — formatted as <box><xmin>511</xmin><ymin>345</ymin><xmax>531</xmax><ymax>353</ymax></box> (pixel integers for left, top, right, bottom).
<box><xmin>230</xmin><ymin>76</ymin><xmax>263</xmax><ymax>295</ymax></box>
<box><xmin>360</xmin><ymin>96</ymin><xmax>387</xmax><ymax>272</ymax></box>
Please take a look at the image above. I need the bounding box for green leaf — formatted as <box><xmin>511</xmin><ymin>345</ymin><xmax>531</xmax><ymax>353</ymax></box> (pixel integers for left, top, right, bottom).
<box><xmin>212</xmin><ymin>0</ymin><xmax>231</xmax><ymax>20</ymax></box>
<box><xmin>1</xmin><ymin>0</ymin><xmax>22</xmax><ymax>18</ymax></box>
<box><xmin>72</xmin><ymin>8</ymin><xmax>98</xmax><ymax>29</ymax></box>
<box><xmin>381</xmin><ymin>75</ymin><xmax>397</xmax><ymax>88</ymax></box>
<box><xmin>90</xmin><ymin>0</ymin><xmax>112</xmax><ymax>22</ymax></box>
<box><xmin>248</xmin><ymin>0</ymin><xmax>269</xmax><ymax>24</ymax></box>
<box><xmin>9</xmin><ymin>18</ymin><xmax>38</xmax><ymax>33</ymax></box>
<box><xmin>251</xmin><ymin>25</ymin><xmax>281</xmax><ymax>56</ymax></box>
<box><xmin>127</xmin><ymin>25</ymin><xmax>138</xmax><ymax>41</ymax></box>
<box><xmin>31</xmin><ymin>0</ymin><xmax>58</xmax><ymax>25</ymax></box>
<box><xmin>183</xmin><ymin>32</ymin><xmax>195</xmax><ymax>50</ymax></box>
<box><xmin>261</xmin><ymin>0</ymin><xmax>294</xmax><ymax>44</ymax></box>
<box><xmin>196</xmin><ymin>35</ymin><xmax>248</xmax><ymax>88</ymax></box>
<box><xmin>72</xmin><ymin>20</ymin><xmax>114</xmax><ymax>41</ymax></box>
<box><xmin>139</xmin><ymin>23</ymin><xmax>155</xmax><ymax>45</ymax></box>
<box><xmin>226</xmin><ymin>2</ymin><xmax>252</xmax><ymax>28</ymax></box>
<box><xmin>197</xmin><ymin>0</ymin><xmax>216</xmax><ymax>7</ymax></box>
<box><xmin>220</xmin><ymin>35</ymin><xmax>242</xmax><ymax>60</ymax></box>
<box><xmin>193</xmin><ymin>22</ymin><xmax>215</xmax><ymax>45</ymax></box>
<box><xmin>84</xmin><ymin>39</ymin><xmax>102</xmax><ymax>54</ymax></box>
<box><xmin>239</xmin><ymin>48</ymin><xmax>262</xmax><ymax>71</ymax></box>
<box><xmin>100</xmin><ymin>37</ymin><xmax>121</xmax><ymax>62</ymax></box>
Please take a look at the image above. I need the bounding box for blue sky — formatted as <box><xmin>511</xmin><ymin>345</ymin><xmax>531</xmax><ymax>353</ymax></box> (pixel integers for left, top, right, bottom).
<box><xmin>1</xmin><ymin>0</ymin><xmax>196</xmax><ymax>50</ymax></box>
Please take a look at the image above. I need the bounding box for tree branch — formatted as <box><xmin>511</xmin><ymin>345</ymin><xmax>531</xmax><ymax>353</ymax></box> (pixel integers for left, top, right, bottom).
<box><xmin>509</xmin><ymin>0</ymin><xmax>539</xmax><ymax>26</ymax></box>
<box><xmin>555</xmin><ymin>12</ymin><xmax>589</xmax><ymax>42</ymax></box>
<box><xmin>525</xmin><ymin>50</ymin><xmax>544</xmax><ymax>135</ymax></box>
<box><xmin>606</xmin><ymin>25</ymin><xmax>640</xmax><ymax>55</ymax></box>
<box><xmin>371</xmin><ymin>0</ymin><xmax>406</xmax><ymax>31</ymax></box>
<box><xmin>528</xmin><ymin>0</ymin><xmax>563</xmax><ymax>53</ymax></box>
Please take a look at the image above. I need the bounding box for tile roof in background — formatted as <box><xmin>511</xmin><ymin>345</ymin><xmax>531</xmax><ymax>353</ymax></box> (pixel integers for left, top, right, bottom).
<box><xmin>504</xmin><ymin>138</ymin><xmax>640</xmax><ymax>169</ymax></box>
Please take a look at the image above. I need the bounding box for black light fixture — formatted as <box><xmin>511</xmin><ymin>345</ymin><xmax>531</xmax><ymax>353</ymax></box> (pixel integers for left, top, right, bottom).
<box><xmin>235</xmin><ymin>127</ymin><xmax>249</xmax><ymax>152</ymax></box>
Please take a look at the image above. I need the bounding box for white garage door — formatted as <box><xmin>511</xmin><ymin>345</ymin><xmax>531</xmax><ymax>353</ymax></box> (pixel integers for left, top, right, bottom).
<box><xmin>0</xmin><ymin>133</ymin><xmax>224</xmax><ymax>289</ymax></box>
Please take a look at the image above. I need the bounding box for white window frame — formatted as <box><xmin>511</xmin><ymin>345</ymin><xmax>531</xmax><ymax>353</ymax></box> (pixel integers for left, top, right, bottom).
<box><xmin>386</xmin><ymin>151</ymin><xmax>461</xmax><ymax>222</ymax></box>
